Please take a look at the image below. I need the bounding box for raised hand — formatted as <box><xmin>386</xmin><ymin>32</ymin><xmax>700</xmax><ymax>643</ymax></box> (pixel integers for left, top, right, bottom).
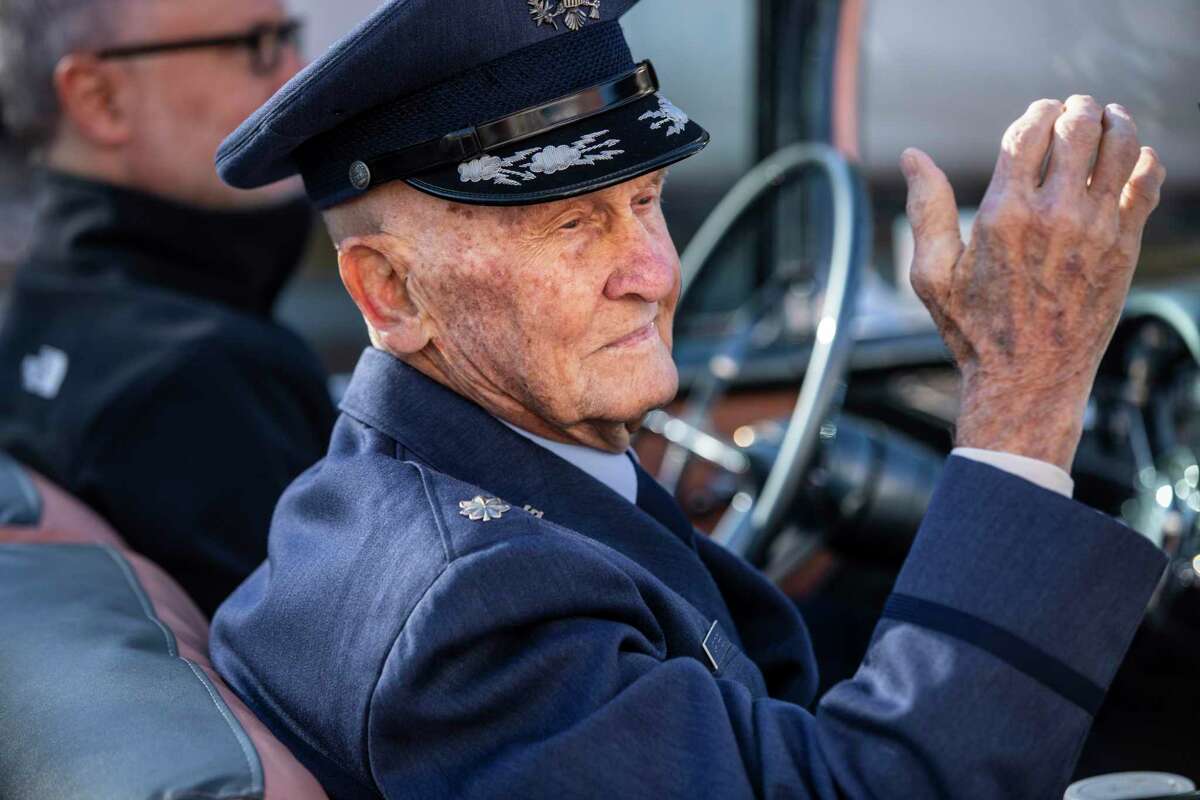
<box><xmin>902</xmin><ymin>95</ymin><xmax>1167</xmax><ymax>472</ymax></box>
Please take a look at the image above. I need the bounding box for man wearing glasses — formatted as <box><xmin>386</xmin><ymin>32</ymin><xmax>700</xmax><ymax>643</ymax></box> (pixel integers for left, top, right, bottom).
<box><xmin>0</xmin><ymin>0</ymin><xmax>335</xmax><ymax>614</ymax></box>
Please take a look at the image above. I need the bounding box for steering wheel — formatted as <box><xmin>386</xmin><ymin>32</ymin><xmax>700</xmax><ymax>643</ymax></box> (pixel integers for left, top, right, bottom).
<box><xmin>1101</xmin><ymin>295</ymin><xmax>1200</xmax><ymax>613</ymax></box>
<box><xmin>643</xmin><ymin>143</ymin><xmax>871</xmax><ymax>566</ymax></box>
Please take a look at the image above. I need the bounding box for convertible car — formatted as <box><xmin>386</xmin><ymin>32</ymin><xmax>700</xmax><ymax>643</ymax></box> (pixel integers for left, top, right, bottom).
<box><xmin>1</xmin><ymin>0</ymin><xmax>1196</xmax><ymax>797</ymax></box>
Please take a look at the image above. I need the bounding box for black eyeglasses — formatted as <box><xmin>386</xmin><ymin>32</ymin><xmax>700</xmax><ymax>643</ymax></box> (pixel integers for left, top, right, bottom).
<box><xmin>96</xmin><ymin>18</ymin><xmax>304</xmax><ymax>75</ymax></box>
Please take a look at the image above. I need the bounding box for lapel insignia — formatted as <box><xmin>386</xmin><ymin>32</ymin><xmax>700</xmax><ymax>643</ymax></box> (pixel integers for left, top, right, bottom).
<box><xmin>459</xmin><ymin>496</ymin><xmax>511</xmax><ymax>522</ymax></box>
<box><xmin>701</xmin><ymin>620</ymin><xmax>735</xmax><ymax>674</ymax></box>
<box><xmin>522</xmin><ymin>504</ymin><xmax>545</xmax><ymax>519</ymax></box>
<box><xmin>528</xmin><ymin>0</ymin><xmax>601</xmax><ymax>32</ymax></box>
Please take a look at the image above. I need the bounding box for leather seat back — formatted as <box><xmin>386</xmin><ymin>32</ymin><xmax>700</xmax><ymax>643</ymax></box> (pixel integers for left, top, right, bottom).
<box><xmin>0</xmin><ymin>455</ymin><xmax>329</xmax><ymax>800</ymax></box>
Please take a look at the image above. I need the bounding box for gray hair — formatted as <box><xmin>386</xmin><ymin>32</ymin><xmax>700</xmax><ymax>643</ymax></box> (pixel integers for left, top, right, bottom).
<box><xmin>0</xmin><ymin>0</ymin><xmax>126</xmax><ymax>150</ymax></box>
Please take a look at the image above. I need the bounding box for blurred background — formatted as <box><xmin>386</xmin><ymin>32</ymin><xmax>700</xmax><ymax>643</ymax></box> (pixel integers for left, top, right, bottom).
<box><xmin>2</xmin><ymin>0</ymin><xmax>1195</xmax><ymax>372</ymax></box>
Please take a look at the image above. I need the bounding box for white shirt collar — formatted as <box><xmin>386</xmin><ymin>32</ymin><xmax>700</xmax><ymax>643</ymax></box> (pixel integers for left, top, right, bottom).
<box><xmin>501</xmin><ymin>421</ymin><xmax>638</xmax><ymax>504</ymax></box>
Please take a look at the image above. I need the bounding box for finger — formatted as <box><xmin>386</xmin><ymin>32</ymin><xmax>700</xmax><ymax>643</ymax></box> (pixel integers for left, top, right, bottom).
<box><xmin>901</xmin><ymin>147</ymin><xmax>963</xmax><ymax>300</ymax></box>
<box><xmin>1119</xmin><ymin>146</ymin><xmax>1166</xmax><ymax>239</ymax></box>
<box><xmin>1043</xmin><ymin>94</ymin><xmax>1104</xmax><ymax>194</ymax></box>
<box><xmin>1089</xmin><ymin>103</ymin><xmax>1140</xmax><ymax>199</ymax></box>
<box><xmin>995</xmin><ymin>98</ymin><xmax>1062</xmax><ymax>187</ymax></box>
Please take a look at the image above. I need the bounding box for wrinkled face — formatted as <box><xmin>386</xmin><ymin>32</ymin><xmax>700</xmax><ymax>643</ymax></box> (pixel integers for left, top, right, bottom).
<box><xmin>114</xmin><ymin>0</ymin><xmax>302</xmax><ymax>208</ymax></box>
<box><xmin>400</xmin><ymin>172</ymin><xmax>682</xmax><ymax>435</ymax></box>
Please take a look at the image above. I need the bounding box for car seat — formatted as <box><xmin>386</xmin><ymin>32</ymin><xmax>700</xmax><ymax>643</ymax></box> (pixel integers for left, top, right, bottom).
<box><xmin>0</xmin><ymin>451</ymin><xmax>329</xmax><ymax>800</ymax></box>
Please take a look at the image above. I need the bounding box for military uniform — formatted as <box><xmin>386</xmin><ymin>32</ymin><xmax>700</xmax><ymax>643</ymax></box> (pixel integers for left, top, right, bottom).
<box><xmin>208</xmin><ymin>1</ymin><xmax>1168</xmax><ymax>796</ymax></box>
<box><xmin>213</xmin><ymin>350</ymin><xmax>1165</xmax><ymax>798</ymax></box>
<box><xmin>0</xmin><ymin>172</ymin><xmax>336</xmax><ymax>614</ymax></box>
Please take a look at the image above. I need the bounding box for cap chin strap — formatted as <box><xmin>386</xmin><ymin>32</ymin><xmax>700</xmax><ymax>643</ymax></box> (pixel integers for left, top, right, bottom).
<box><xmin>348</xmin><ymin>60</ymin><xmax>659</xmax><ymax>192</ymax></box>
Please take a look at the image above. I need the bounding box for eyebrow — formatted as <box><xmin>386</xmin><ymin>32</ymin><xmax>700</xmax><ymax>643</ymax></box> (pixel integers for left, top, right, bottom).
<box><xmin>505</xmin><ymin>169</ymin><xmax>673</xmax><ymax>232</ymax></box>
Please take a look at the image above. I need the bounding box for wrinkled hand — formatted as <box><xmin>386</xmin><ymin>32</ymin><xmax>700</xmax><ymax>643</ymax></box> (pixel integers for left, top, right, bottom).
<box><xmin>902</xmin><ymin>95</ymin><xmax>1166</xmax><ymax>472</ymax></box>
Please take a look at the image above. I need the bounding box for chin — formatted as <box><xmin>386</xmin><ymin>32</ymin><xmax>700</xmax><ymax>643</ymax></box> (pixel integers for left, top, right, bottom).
<box><xmin>583</xmin><ymin>349</ymin><xmax>679</xmax><ymax>423</ymax></box>
<box><xmin>642</xmin><ymin>356</ymin><xmax>680</xmax><ymax>409</ymax></box>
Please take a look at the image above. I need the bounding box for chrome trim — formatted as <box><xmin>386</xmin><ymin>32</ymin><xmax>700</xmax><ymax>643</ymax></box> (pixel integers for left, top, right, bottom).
<box><xmin>701</xmin><ymin>620</ymin><xmax>721</xmax><ymax>672</ymax></box>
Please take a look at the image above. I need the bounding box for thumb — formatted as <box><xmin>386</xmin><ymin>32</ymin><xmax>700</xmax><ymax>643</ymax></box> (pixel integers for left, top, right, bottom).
<box><xmin>901</xmin><ymin>147</ymin><xmax>963</xmax><ymax>299</ymax></box>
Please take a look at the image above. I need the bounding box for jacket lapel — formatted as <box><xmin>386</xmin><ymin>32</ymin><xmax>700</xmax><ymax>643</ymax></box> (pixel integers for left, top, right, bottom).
<box><xmin>338</xmin><ymin>348</ymin><xmax>740</xmax><ymax>637</ymax></box>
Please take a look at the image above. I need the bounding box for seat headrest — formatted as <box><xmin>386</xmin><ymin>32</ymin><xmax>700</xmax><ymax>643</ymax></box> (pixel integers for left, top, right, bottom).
<box><xmin>0</xmin><ymin>451</ymin><xmax>41</xmax><ymax>526</ymax></box>
<box><xmin>0</xmin><ymin>457</ymin><xmax>123</xmax><ymax>547</ymax></box>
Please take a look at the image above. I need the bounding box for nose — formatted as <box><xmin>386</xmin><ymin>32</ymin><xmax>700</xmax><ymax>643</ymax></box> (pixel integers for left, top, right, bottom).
<box><xmin>602</xmin><ymin>215</ymin><xmax>679</xmax><ymax>304</ymax></box>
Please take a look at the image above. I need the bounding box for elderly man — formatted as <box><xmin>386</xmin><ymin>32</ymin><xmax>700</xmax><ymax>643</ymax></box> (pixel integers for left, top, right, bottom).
<box><xmin>0</xmin><ymin>0</ymin><xmax>336</xmax><ymax>613</ymax></box>
<box><xmin>211</xmin><ymin>1</ymin><xmax>1167</xmax><ymax>797</ymax></box>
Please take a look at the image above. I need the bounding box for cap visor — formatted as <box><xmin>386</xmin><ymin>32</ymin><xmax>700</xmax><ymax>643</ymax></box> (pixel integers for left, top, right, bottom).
<box><xmin>407</xmin><ymin>92</ymin><xmax>708</xmax><ymax>206</ymax></box>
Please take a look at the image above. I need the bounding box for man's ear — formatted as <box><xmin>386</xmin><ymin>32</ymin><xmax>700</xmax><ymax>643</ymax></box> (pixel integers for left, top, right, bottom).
<box><xmin>52</xmin><ymin>54</ymin><xmax>134</xmax><ymax>147</ymax></box>
<box><xmin>337</xmin><ymin>235</ymin><xmax>432</xmax><ymax>355</ymax></box>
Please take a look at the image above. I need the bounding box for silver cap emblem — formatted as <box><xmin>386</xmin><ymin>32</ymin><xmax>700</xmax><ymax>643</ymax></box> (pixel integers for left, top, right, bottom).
<box><xmin>349</xmin><ymin>160</ymin><xmax>371</xmax><ymax>191</ymax></box>
<box><xmin>459</xmin><ymin>496</ymin><xmax>511</xmax><ymax>522</ymax></box>
<box><xmin>528</xmin><ymin>0</ymin><xmax>601</xmax><ymax>32</ymax></box>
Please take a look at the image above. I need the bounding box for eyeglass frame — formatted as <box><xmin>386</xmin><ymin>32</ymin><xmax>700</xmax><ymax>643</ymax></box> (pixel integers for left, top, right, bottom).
<box><xmin>95</xmin><ymin>18</ymin><xmax>304</xmax><ymax>75</ymax></box>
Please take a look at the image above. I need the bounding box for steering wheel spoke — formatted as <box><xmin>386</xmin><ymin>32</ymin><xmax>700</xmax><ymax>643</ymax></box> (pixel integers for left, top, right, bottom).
<box><xmin>642</xmin><ymin>411</ymin><xmax>750</xmax><ymax>478</ymax></box>
<box><xmin>644</xmin><ymin>143</ymin><xmax>872</xmax><ymax>565</ymax></box>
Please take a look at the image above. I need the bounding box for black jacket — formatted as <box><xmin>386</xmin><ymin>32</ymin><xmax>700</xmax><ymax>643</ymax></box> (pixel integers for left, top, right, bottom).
<box><xmin>0</xmin><ymin>171</ymin><xmax>336</xmax><ymax>614</ymax></box>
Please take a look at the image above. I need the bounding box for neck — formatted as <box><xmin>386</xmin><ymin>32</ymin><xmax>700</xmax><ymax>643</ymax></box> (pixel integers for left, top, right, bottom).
<box><xmin>45</xmin><ymin>141</ymin><xmax>132</xmax><ymax>191</ymax></box>
<box><xmin>401</xmin><ymin>350</ymin><xmax>633</xmax><ymax>454</ymax></box>
<box><xmin>27</xmin><ymin>169</ymin><xmax>314</xmax><ymax>316</ymax></box>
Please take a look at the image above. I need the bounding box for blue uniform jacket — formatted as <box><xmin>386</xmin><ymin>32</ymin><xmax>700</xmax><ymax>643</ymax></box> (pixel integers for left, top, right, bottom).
<box><xmin>212</xmin><ymin>347</ymin><xmax>1167</xmax><ymax>799</ymax></box>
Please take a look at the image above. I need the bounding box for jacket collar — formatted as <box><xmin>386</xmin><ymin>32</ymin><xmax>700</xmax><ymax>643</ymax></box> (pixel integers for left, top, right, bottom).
<box><xmin>339</xmin><ymin>347</ymin><xmax>739</xmax><ymax>631</ymax></box>
<box><xmin>501</xmin><ymin>420</ymin><xmax>639</xmax><ymax>504</ymax></box>
<box><xmin>23</xmin><ymin>170</ymin><xmax>313</xmax><ymax>316</ymax></box>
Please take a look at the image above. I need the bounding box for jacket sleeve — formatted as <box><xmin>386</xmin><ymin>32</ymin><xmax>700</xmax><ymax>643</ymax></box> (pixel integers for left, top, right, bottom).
<box><xmin>366</xmin><ymin>457</ymin><xmax>1166</xmax><ymax>800</ymax></box>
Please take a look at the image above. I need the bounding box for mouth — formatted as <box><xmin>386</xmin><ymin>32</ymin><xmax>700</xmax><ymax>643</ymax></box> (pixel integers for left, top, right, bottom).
<box><xmin>603</xmin><ymin>321</ymin><xmax>659</xmax><ymax>351</ymax></box>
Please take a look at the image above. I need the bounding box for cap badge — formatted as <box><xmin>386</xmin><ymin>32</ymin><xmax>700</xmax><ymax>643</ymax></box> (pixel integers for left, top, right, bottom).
<box><xmin>459</xmin><ymin>496</ymin><xmax>512</xmax><ymax>522</ymax></box>
<box><xmin>528</xmin><ymin>0</ymin><xmax>602</xmax><ymax>32</ymax></box>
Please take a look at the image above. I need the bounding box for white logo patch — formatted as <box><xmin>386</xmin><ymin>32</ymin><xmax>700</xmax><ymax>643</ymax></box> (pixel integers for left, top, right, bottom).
<box><xmin>21</xmin><ymin>346</ymin><xmax>69</xmax><ymax>400</ymax></box>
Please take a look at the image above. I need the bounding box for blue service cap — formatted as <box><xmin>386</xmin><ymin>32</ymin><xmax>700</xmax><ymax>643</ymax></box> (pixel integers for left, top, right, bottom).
<box><xmin>217</xmin><ymin>0</ymin><xmax>710</xmax><ymax>209</ymax></box>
